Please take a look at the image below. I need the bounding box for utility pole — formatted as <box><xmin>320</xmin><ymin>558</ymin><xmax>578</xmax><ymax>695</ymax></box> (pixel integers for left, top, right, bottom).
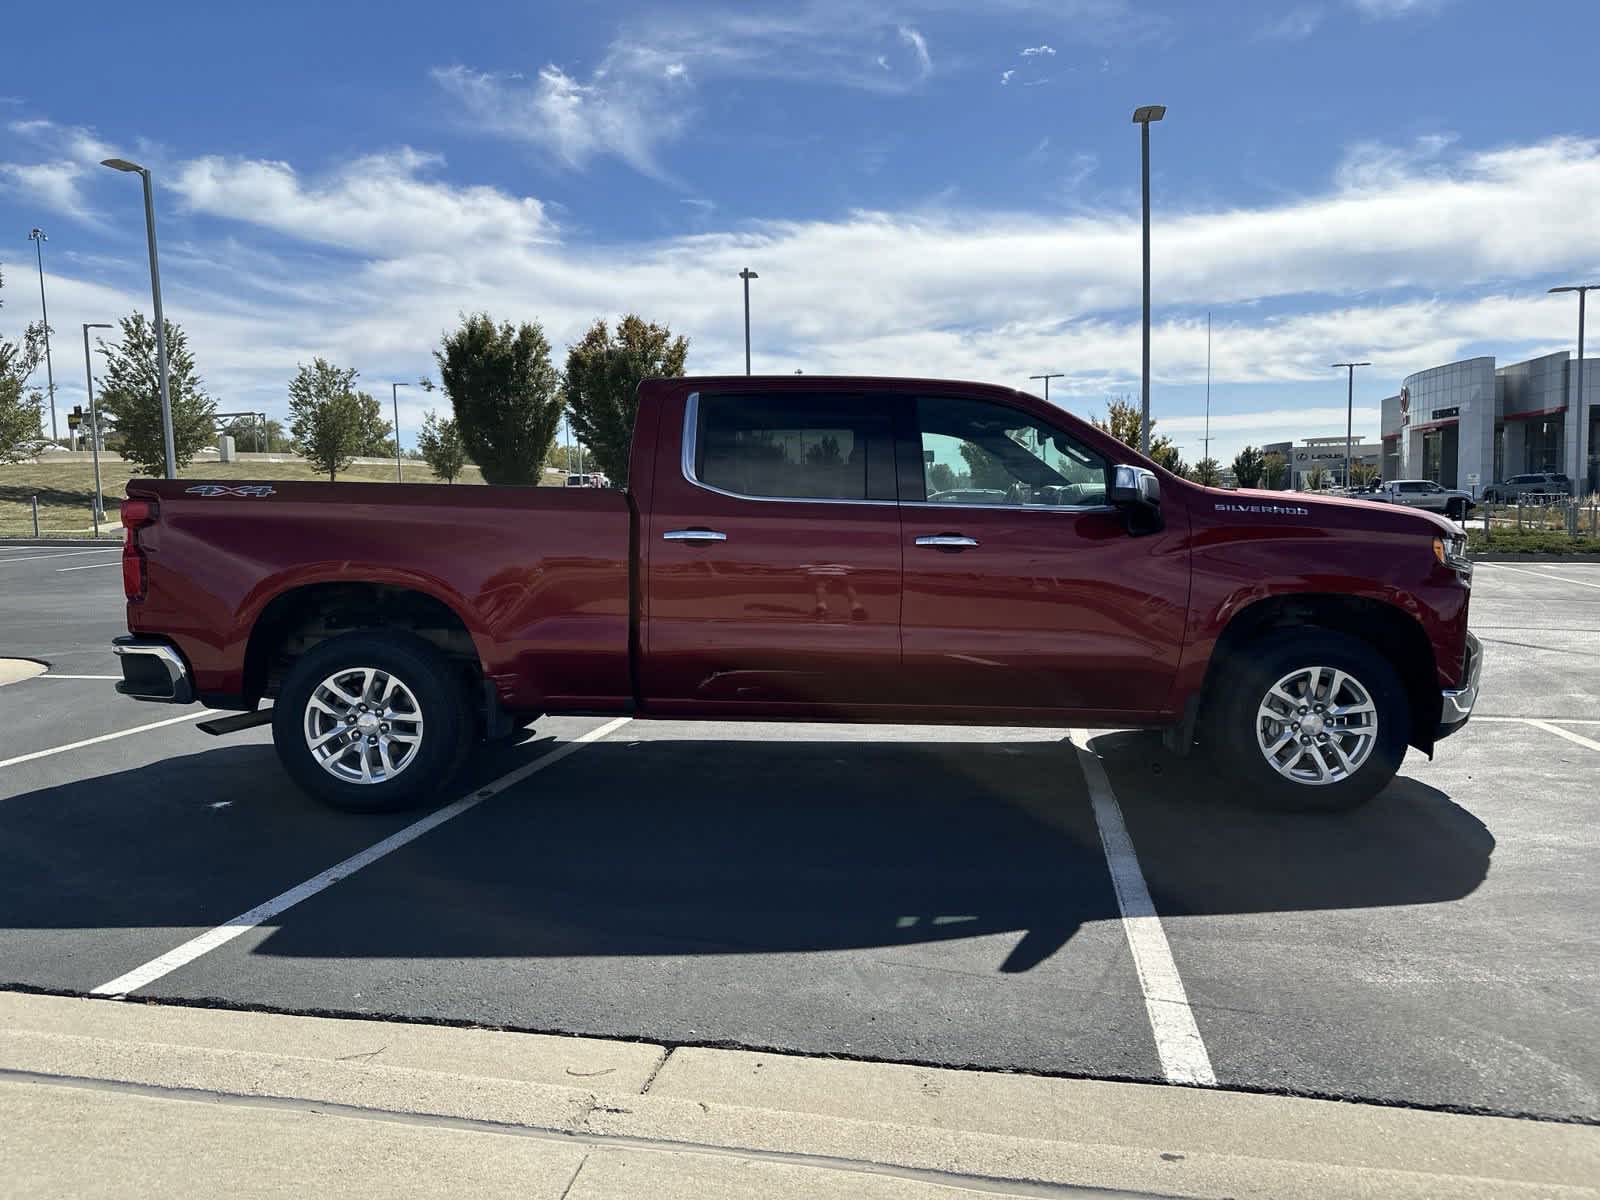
<box><xmin>739</xmin><ymin>268</ymin><xmax>758</xmax><ymax>375</ymax></box>
<box><xmin>101</xmin><ymin>159</ymin><xmax>176</xmax><ymax>478</ymax></box>
<box><xmin>391</xmin><ymin>382</ymin><xmax>410</xmax><ymax>481</ymax></box>
<box><xmin>29</xmin><ymin>229</ymin><xmax>57</xmax><ymax>444</ymax></box>
<box><xmin>1331</xmin><ymin>361</ymin><xmax>1371</xmax><ymax>489</ymax></box>
<box><xmin>1549</xmin><ymin>285</ymin><xmax>1596</xmax><ymax>497</ymax></box>
<box><xmin>1132</xmin><ymin>105</ymin><xmax>1166</xmax><ymax>456</ymax></box>
<box><xmin>82</xmin><ymin>322</ymin><xmax>114</xmax><ymax>532</ymax></box>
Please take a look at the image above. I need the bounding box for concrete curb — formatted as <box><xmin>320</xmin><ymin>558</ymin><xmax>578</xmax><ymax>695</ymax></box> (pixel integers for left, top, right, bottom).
<box><xmin>0</xmin><ymin>992</ymin><xmax>1593</xmax><ymax>1199</ymax></box>
<box><xmin>0</xmin><ymin>538</ymin><xmax>114</xmax><ymax>547</ymax></box>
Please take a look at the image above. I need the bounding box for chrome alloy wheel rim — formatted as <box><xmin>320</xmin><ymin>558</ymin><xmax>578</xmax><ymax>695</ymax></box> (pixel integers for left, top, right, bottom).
<box><xmin>1255</xmin><ymin>665</ymin><xmax>1377</xmax><ymax>786</ymax></box>
<box><xmin>303</xmin><ymin>667</ymin><xmax>424</xmax><ymax>785</ymax></box>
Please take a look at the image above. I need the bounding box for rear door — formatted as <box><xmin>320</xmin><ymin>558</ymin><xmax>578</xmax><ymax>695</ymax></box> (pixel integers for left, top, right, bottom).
<box><xmin>897</xmin><ymin>393</ymin><xmax>1189</xmax><ymax>717</ymax></box>
<box><xmin>642</xmin><ymin>388</ymin><xmax>902</xmax><ymax>712</ymax></box>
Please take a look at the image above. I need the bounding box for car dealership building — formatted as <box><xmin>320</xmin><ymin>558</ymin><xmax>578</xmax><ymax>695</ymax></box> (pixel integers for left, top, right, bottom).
<box><xmin>1378</xmin><ymin>352</ymin><xmax>1600</xmax><ymax>496</ymax></box>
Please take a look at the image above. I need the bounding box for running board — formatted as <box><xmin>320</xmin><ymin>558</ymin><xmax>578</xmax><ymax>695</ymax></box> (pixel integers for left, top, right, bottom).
<box><xmin>197</xmin><ymin>710</ymin><xmax>273</xmax><ymax>737</ymax></box>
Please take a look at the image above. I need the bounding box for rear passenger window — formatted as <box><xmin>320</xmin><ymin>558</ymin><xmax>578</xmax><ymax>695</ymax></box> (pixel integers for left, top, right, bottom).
<box><xmin>695</xmin><ymin>394</ymin><xmax>894</xmax><ymax>501</ymax></box>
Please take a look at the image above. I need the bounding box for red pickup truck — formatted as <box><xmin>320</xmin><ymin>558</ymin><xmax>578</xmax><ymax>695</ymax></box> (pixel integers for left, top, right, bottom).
<box><xmin>113</xmin><ymin>375</ymin><xmax>1480</xmax><ymax>813</ymax></box>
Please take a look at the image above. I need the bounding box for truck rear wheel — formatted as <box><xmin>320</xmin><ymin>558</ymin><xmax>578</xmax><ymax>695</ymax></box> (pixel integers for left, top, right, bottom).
<box><xmin>1210</xmin><ymin>630</ymin><xmax>1408</xmax><ymax>811</ymax></box>
<box><xmin>272</xmin><ymin>632</ymin><xmax>473</xmax><ymax>813</ymax></box>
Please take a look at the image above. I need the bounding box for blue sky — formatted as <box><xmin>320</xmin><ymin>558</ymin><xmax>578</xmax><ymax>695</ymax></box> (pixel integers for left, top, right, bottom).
<box><xmin>2</xmin><ymin>0</ymin><xmax>1598</xmax><ymax>462</ymax></box>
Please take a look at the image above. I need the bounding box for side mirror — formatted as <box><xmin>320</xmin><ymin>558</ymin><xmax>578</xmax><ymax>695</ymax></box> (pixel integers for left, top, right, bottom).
<box><xmin>1110</xmin><ymin>464</ymin><xmax>1160</xmax><ymax>507</ymax></box>
<box><xmin>1110</xmin><ymin>464</ymin><xmax>1162</xmax><ymax>536</ymax></box>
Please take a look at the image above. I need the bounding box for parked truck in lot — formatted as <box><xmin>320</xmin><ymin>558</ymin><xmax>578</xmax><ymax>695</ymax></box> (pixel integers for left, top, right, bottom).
<box><xmin>113</xmin><ymin>375</ymin><xmax>1480</xmax><ymax>813</ymax></box>
<box><xmin>1366</xmin><ymin>478</ymin><xmax>1477</xmax><ymax>520</ymax></box>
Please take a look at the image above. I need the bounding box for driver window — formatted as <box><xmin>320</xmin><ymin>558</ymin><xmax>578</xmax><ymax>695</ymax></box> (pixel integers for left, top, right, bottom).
<box><xmin>916</xmin><ymin>395</ymin><xmax>1109</xmax><ymax>507</ymax></box>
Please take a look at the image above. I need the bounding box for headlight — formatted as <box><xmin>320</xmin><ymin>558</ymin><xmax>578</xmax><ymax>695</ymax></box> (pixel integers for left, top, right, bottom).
<box><xmin>1433</xmin><ymin>534</ymin><xmax>1470</xmax><ymax>570</ymax></box>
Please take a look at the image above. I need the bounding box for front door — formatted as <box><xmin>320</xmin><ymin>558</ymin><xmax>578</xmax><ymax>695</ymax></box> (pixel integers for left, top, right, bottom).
<box><xmin>642</xmin><ymin>388</ymin><xmax>903</xmax><ymax>713</ymax></box>
<box><xmin>898</xmin><ymin>393</ymin><xmax>1189</xmax><ymax>718</ymax></box>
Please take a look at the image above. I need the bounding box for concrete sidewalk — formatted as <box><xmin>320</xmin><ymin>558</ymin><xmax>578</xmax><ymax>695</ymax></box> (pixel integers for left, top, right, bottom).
<box><xmin>1</xmin><ymin>992</ymin><xmax>1594</xmax><ymax>1199</ymax></box>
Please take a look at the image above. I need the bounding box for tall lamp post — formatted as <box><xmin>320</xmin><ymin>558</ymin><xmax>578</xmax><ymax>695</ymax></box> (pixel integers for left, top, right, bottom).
<box><xmin>100</xmin><ymin>158</ymin><xmax>175</xmax><ymax>478</ymax></box>
<box><xmin>739</xmin><ymin>267</ymin><xmax>758</xmax><ymax>375</ymax></box>
<box><xmin>391</xmin><ymin>382</ymin><xmax>410</xmax><ymax>482</ymax></box>
<box><xmin>1550</xmin><ymin>285</ymin><xmax>1597</xmax><ymax>496</ymax></box>
<box><xmin>1132</xmin><ymin>104</ymin><xmax>1165</xmax><ymax>456</ymax></box>
<box><xmin>28</xmin><ymin>228</ymin><xmax>58</xmax><ymax>444</ymax></box>
<box><xmin>1331</xmin><ymin>361</ymin><xmax>1371</xmax><ymax>489</ymax></box>
<box><xmin>82</xmin><ymin>323</ymin><xmax>114</xmax><ymax>533</ymax></box>
<box><xmin>1029</xmin><ymin>372</ymin><xmax>1064</xmax><ymax>404</ymax></box>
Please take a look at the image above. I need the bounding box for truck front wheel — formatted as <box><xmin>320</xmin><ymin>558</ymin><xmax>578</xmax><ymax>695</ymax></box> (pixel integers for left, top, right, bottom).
<box><xmin>1211</xmin><ymin>630</ymin><xmax>1409</xmax><ymax>811</ymax></box>
<box><xmin>272</xmin><ymin>632</ymin><xmax>473</xmax><ymax>812</ymax></box>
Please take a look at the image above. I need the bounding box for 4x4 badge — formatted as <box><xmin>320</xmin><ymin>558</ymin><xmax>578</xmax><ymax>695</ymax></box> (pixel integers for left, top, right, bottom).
<box><xmin>184</xmin><ymin>485</ymin><xmax>277</xmax><ymax>497</ymax></box>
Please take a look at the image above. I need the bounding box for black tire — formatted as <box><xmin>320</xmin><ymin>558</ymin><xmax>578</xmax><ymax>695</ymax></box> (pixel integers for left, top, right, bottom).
<box><xmin>1208</xmin><ymin>629</ymin><xmax>1409</xmax><ymax>812</ymax></box>
<box><xmin>1446</xmin><ymin>499</ymin><xmax>1466</xmax><ymax>520</ymax></box>
<box><xmin>272</xmin><ymin>631</ymin><xmax>475</xmax><ymax>813</ymax></box>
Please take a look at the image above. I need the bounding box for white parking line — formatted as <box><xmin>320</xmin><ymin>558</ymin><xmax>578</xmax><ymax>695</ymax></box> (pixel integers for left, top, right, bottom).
<box><xmin>1477</xmin><ymin>562</ymin><xmax>1600</xmax><ymax>591</ymax></box>
<box><xmin>0</xmin><ymin>710</ymin><xmax>221</xmax><ymax>772</ymax></box>
<box><xmin>0</xmin><ymin>549</ymin><xmax>123</xmax><ymax>566</ymax></box>
<box><xmin>35</xmin><ymin>674</ymin><xmax>122</xmax><ymax>681</ymax></box>
<box><xmin>1472</xmin><ymin>715</ymin><xmax>1600</xmax><ymax>726</ymax></box>
<box><xmin>1519</xmin><ymin>719</ymin><xmax>1600</xmax><ymax>753</ymax></box>
<box><xmin>90</xmin><ymin>716</ymin><xmax>632</xmax><ymax>997</ymax></box>
<box><xmin>56</xmin><ymin>561</ymin><xmax>121</xmax><ymax>572</ymax></box>
<box><xmin>1070</xmin><ymin>728</ymin><xmax>1216</xmax><ymax>1088</ymax></box>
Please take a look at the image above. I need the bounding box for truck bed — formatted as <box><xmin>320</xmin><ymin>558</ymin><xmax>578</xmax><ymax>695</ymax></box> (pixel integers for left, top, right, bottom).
<box><xmin>126</xmin><ymin>479</ymin><xmax>634</xmax><ymax>713</ymax></box>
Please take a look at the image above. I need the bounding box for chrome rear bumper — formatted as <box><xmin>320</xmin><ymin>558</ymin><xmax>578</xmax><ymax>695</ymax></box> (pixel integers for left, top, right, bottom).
<box><xmin>113</xmin><ymin>636</ymin><xmax>194</xmax><ymax>704</ymax></box>
<box><xmin>1436</xmin><ymin>631</ymin><xmax>1481</xmax><ymax>740</ymax></box>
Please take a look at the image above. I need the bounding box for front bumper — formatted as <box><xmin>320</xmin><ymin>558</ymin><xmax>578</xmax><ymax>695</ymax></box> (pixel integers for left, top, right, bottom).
<box><xmin>113</xmin><ymin>636</ymin><xmax>195</xmax><ymax>704</ymax></box>
<box><xmin>1435</xmin><ymin>631</ymin><xmax>1482</xmax><ymax>740</ymax></box>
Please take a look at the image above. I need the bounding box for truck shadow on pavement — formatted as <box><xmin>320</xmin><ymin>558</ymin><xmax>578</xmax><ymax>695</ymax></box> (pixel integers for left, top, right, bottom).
<box><xmin>0</xmin><ymin>728</ymin><xmax>1494</xmax><ymax>980</ymax></box>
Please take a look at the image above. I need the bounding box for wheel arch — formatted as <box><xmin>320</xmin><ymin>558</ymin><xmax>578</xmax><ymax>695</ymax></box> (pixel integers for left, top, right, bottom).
<box><xmin>242</xmin><ymin>579</ymin><xmax>486</xmax><ymax>709</ymax></box>
<box><xmin>1200</xmin><ymin>593</ymin><xmax>1441</xmax><ymax>753</ymax></box>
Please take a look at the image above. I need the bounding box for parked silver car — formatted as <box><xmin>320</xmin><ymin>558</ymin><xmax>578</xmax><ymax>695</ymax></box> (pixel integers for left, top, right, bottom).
<box><xmin>1368</xmin><ymin>479</ymin><xmax>1476</xmax><ymax>520</ymax></box>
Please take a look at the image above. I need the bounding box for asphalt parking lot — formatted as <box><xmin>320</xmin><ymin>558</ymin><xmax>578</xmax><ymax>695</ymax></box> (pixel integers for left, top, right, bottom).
<box><xmin>2</xmin><ymin>542</ymin><xmax>1597</xmax><ymax>1125</ymax></box>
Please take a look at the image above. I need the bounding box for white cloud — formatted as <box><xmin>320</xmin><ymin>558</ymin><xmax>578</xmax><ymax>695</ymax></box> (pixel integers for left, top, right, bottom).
<box><xmin>171</xmin><ymin>148</ymin><xmax>554</xmax><ymax>254</ymax></box>
<box><xmin>1000</xmin><ymin>69</ymin><xmax>1015</xmax><ymax>85</ymax></box>
<box><xmin>1020</xmin><ymin>44</ymin><xmax>1056</xmax><ymax>56</ymax></box>
<box><xmin>1351</xmin><ymin>0</ymin><xmax>1447</xmax><ymax>16</ymax></box>
<box><xmin>1258</xmin><ymin>5</ymin><xmax>1323</xmax><ymax>40</ymax></box>
<box><xmin>433</xmin><ymin>59</ymin><xmax>691</xmax><ymax>179</ymax></box>
<box><xmin>12</xmin><ymin>124</ymin><xmax>1599</xmax><ymax>458</ymax></box>
<box><xmin>0</xmin><ymin>160</ymin><xmax>96</xmax><ymax>222</ymax></box>
<box><xmin>896</xmin><ymin>25</ymin><xmax>933</xmax><ymax>76</ymax></box>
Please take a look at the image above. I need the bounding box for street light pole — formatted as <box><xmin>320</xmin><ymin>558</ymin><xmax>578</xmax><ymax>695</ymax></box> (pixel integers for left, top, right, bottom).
<box><xmin>391</xmin><ymin>382</ymin><xmax>410</xmax><ymax>482</ymax></box>
<box><xmin>1132</xmin><ymin>105</ymin><xmax>1166</xmax><ymax>456</ymax></box>
<box><xmin>1331</xmin><ymin>361</ymin><xmax>1371</xmax><ymax>488</ymax></box>
<box><xmin>1028</xmin><ymin>372</ymin><xmax>1065</xmax><ymax>405</ymax></box>
<box><xmin>1550</xmin><ymin>285</ymin><xmax>1597</xmax><ymax>496</ymax></box>
<box><xmin>28</xmin><ymin>229</ymin><xmax>58</xmax><ymax>444</ymax></box>
<box><xmin>82</xmin><ymin>322</ymin><xmax>114</xmax><ymax>534</ymax></box>
<box><xmin>739</xmin><ymin>268</ymin><xmax>758</xmax><ymax>375</ymax></box>
<box><xmin>101</xmin><ymin>159</ymin><xmax>175</xmax><ymax>478</ymax></box>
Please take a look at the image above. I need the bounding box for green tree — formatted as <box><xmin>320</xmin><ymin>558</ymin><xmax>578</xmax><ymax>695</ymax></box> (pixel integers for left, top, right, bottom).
<box><xmin>563</xmin><ymin>314</ymin><xmax>689</xmax><ymax>486</ymax></box>
<box><xmin>1091</xmin><ymin>394</ymin><xmax>1182</xmax><ymax>472</ymax></box>
<box><xmin>1262</xmin><ymin>452</ymin><xmax>1288</xmax><ymax>489</ymax></box>
<box><xmin>1192</xmin><ymin>457</ymin><xmax>1221</xmax><ymax>486</ymax></box>
<box><xmin>95</xmin><ymin>313</ymin><xmax>216</xmax><ymax>475</ymax></box>
<box><xmin>220</xmin><ymin>416</ymin><xmax>287</xmax><ymax>453</ymax></box>
<box><xmin>353</xmin><ymin>390</ymin><xmax>395</xmax><ymax>457</ymax></box>
<box><xmin>1304</xmin><ymin>465</ymin><xmax>1329</xmax><ymax>491</ymax></box>
<box><xmin>288</xmin><ymin>358</ymin><xmax>367</xmax><ymax>481</ymax></box>
<box><xmin>416</xmin><ymin>408</ymin><xmax>468</xmax><ymax>483</ymax></box>
<box><xmin>960</xmin><ymin>442</ymin><xmax>1013</xmax><ymax>489</ymax></box>
<box><xmin>0</xmin><ymin>266</ymin><xmax>48</xmax><ymax>465</ymax></box>
<box><xmin>1231</xmin><ymin>445</ymin><xmax>1265</xmax><ymax>489</ymax></box>
<box><xmin>1349</xmin><ymin>461</ymin><xmax>1380</xmax><ymax>488</ymax></box>
<box><xmin>437</xmin><ymin>314</ymin><xmax>563</xmax><ymax>485</ymax></box>
<box><xmin>927</xmin><ymin>462</ymin><xmax>958</xmax><ymax>493</ymax></box>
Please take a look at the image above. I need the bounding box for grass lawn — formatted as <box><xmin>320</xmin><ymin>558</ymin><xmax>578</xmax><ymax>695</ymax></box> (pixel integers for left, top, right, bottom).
<box><xmin>0</xmin><ymin>457</ymin><xmax>569</xmax><ymax>536</ymax></box>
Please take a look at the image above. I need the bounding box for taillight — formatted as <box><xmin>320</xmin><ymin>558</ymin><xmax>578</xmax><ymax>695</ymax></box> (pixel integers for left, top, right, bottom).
<box><xmin>121</xmin><ymin>498</ymin><xmax>159</xmax><ymax>602</ymax></box>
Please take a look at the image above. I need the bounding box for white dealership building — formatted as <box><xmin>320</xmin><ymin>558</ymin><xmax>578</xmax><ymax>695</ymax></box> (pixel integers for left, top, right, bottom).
<box><xmin>1378</xmin><ymin>352</ymin><xmax>1600</xmax><ymax>496</ymax></box>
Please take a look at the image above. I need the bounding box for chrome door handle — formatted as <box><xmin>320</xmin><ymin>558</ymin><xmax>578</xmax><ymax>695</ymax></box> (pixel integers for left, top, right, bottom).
<box><xmin>663</xmin><ymin>529</ymin><xmax>728</xmax><ymax>542</ymax></box>
<box><xmin>915</xmin><ymin>535</ymin><xmax>978</xmax><ymax>547</ymax></box>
